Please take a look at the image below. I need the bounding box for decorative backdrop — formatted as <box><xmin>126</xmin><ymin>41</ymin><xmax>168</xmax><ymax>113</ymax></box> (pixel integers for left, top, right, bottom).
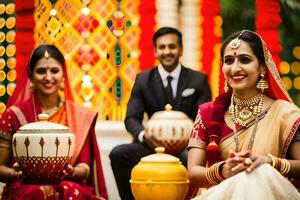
<box><xmin>0</xmin><ymin>3</ymin><xmax>16</xmax><ymax>115</ymax></box>
<box><xmin>1</xmin><ymin>0</ymin><xmax>300</xmax><ymax>120</ymax></box>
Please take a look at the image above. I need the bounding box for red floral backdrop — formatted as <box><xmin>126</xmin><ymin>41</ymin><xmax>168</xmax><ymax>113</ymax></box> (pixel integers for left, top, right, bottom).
<box><xmin>15</xmin><ymin>0</ymin><xmax>35</xmax><ymax>80</ymax></box>
<box><xmin>138</xmin><ymin>1</ymin><xmax>156</xmax><ymax>71</ymax></box>
<box><xmin>255</xmin><ymin>0</ymin><xmax>282</xmax><ymax>67</ymax></box>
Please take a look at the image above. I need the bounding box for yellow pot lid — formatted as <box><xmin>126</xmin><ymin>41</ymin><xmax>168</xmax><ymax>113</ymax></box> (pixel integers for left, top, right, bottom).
<box><xmin>141</xmin><ymin>147</ymin><xmax>179</xmax><ymax>163</ymax></box>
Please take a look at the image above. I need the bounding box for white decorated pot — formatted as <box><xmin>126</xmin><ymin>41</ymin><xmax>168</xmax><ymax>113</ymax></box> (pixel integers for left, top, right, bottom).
<box><xmin>12</xmin><ymin>114</ymin><xmax>75</xmax><ymax>183</ymax></box>
<box><xmin>145</xmin><ymin>104</ymin><xmax>193</xmax><ymax>154</ymax></box>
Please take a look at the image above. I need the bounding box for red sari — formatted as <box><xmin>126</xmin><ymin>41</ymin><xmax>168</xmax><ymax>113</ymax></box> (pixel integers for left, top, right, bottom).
<box><xmin>0</xmin><ymin>92</ymin><xmax>107</xmax><ymax>199</ymax></box>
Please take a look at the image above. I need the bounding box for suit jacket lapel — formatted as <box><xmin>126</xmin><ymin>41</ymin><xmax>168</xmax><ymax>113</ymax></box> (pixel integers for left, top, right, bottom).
<box><xmin>149</xmin><ymin>68</ymin><xmax>168</xmax><ymax>109</ymax></box>
<box><xmin>174</xmin><ymin>67</ymin><xmax>188</xmax><ymax>109</ymax></box>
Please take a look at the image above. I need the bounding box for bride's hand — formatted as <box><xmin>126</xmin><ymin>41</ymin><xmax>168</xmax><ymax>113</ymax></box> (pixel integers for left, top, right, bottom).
<box><xmin>63</xmin><ymin>164</ymin><xmax>75</xmax><ymax>177</ymax></box>
<box><xmin>222</xmin><ymin>151</ymin><xmax>271</xmax><ymax>178</ymax></box>
<box><xmin>221</xmin><ymin>150</ymin><xmax>245</xmax><ymax>179</ymax></box>
<box><xmin>221</xmin><ymin>150</ymin><xmax>255</xmax><ymax>178</ymax></box>
<box><xmin>12</xmin><ymin>162</ymin><xmax>23</xmax><ymax>180</ymax></box>
<box><xmin>241</xmin><ymin>152</ymin><xmax>271</xmax><ymax>173</ymax></box>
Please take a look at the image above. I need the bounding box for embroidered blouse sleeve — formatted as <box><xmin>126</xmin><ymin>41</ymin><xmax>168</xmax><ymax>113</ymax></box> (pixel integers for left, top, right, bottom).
<box><xmin>187</xmin><ymin>106</ymin><xmax>208</xmax><ymax>151</ymax></box>
<box><xmin>0</xmin><ymin>108</ymin><xmax>18</xmax><ymax>149</ymax></box>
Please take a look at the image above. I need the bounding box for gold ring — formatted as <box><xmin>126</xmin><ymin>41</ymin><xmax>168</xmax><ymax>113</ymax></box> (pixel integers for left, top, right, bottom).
<box><xmin>244</xmin><ymin>158</ymin><xmax>252</xmax><ymax>165</ymax></box>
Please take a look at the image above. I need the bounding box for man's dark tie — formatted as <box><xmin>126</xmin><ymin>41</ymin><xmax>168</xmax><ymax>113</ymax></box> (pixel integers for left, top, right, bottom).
<box><xmin>166</xmin><ymin>75</ymin><xmax>175</xmax><ymax>106</ymax></box>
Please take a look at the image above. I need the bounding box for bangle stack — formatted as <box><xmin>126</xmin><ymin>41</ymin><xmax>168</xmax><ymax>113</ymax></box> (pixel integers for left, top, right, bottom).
<box><xmin>267</xmin><ymin>154</ymin><xmax>291</xmax><ymax>176</ymax></box>
<box><xmin>206</xmin><ymin>161</ymin><xmax>225</xmax><ymax>185</ymax></box>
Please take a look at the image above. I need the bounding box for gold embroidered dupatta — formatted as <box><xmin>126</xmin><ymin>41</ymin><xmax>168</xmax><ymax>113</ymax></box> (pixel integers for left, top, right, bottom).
<box><xmin>220</xmin><ymin>100</ymin><xmax>300</xmax><ymax>159</ymax></box>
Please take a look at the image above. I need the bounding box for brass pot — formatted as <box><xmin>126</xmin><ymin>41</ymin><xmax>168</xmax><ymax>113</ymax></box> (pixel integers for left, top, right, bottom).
<box><xmin>145</xmin><ymin>104</ymin><xmax>193</xmax><ymax>154</ymax></box>
<box><xmin>12</xmin><ymin>114</ymin><xmax>75</xmax><ymax>183</ymax></box>
<box><xmin>130</xmin><ymin>147</ymin><xmax>189</xmax><ymax>200</ymax></box>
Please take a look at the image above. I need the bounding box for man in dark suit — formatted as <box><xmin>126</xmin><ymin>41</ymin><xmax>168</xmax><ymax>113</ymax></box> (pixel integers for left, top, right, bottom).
<box><xmin>109</xmin><ymin>27</ymin><xmax>211</xmax><ymax>200</ymax></box>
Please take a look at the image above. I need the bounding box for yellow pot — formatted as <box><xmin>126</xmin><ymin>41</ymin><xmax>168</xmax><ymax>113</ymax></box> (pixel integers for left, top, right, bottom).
<box><xmin>130</xmin><ymin>147</ymin><xmax>189</xmax><ymax>200</ymax></box>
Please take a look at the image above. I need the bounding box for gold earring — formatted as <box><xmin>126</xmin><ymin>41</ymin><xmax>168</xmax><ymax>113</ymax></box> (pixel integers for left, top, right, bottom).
<box><xmin>224</xmin><ymin>81</ymin><xmax>229</xmax><ymax>93</ymax></box>
<box><xmin>59</xmin><ymin>81</ymin><xmax>64</xmax><ymax>91</ymax></box>
<box><xmin>256</xmin><ymin>71</ymin><xmax>268</xmax><ymax>93</ymax></box>
<box><xmin>30</xmin><ymin>82</ymin><xmax>35</xmax><ymax>89</ymax></box>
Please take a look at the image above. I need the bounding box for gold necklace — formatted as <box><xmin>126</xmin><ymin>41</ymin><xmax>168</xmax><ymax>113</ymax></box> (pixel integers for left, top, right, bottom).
<box><xmin>232</xmin><ymin>119</ymin><xmax>259</xmax><ymax>152</ymax></box>
<box><xmin>42</xmin><ymin>99</ymin><xmax>64</xmax><ymax>117</ymax></box>
<box><xmin>229</xmin><ymin>93</ymin><xmax>263</xmax><ymax>127</ymax></box>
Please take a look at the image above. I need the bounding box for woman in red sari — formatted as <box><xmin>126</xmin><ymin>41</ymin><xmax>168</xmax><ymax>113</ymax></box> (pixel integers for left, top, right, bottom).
<box><xmin>0</xmin><ymin>45</ymin><xmax>107</xmax><ymax>199</ymax></box>
<box><xmin>187</xmin><ymin>30</ymin><xmax>300</xmax><ymax>199</ymax></box>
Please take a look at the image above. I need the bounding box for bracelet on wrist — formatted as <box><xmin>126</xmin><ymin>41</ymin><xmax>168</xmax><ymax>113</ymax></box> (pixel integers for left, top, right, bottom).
<box><xmin>206</xmin><ymin>161</ymin><xmax>225</xmax><ymax>185</ymax></box>
<box><xmin>267</xmin><ymin>154</ymin><xmax>290</xmax><ymax>176</ymax></box>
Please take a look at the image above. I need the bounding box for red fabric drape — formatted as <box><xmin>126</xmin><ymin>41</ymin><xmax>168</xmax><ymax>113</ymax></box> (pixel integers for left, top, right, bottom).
<box><xmin>255</xmin><ymin>0</ymin><xmax>282</xmax><ymax>67</ymax></box>
<box><xmin>15</xmin><ymin>0</ymin><xmax>35</xmax><ymax>82</ymax></box>
<box><xmin>200</xmin><ymin>0</ymin><xmax>221</xmax><ymax>75</ymax></box>
<box><xmin>138</xmin><ymin>1</ymin><xmax>156</xmax><ymax>71</ymax></box>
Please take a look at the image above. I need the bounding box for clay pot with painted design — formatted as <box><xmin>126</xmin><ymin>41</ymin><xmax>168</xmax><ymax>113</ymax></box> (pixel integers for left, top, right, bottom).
<box><xmin>12</xmin><ymin>114</ymin><xmax>75</xmax><ymax>183</ymax></box>
<box><xmin>145</xmin><ymin>104</ymin><xmax>194</xmax><ymax>155</ymax></box>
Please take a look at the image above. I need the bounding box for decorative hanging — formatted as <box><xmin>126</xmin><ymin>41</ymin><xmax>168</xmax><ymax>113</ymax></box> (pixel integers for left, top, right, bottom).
<box><xmin>200</xmin><ymin>0</ymin><xmax>222</xmax><ymax>98</ymax></box>
<box><xmin>138</xmin><ymin>0</ymin><xmax>156</xmax><ymax>71</ymax></box>
<box><xmin>255</xmin><ymin>0</ymin><xmax>282</xmax><ymax>67</ymax></box>
<box><xmin>180</xmin><ymin>0</ymin><xmax>202</xmax><ymax>71</ymax></box>
<box><xmin>0</xmin><ymin>2</ymin><xmax>19</xmax><ymax>116</ymax></box>
<box><xmin>14</xmin><ymin>0</ymin><xmax>141</xmax><ymax>121</ymax></box>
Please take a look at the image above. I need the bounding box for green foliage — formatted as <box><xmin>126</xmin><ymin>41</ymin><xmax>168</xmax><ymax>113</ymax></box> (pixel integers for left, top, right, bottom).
<box><xmin>221</xmin><ymin>0</ymin><xmax>256</xmax><ymax>39</ymax></box>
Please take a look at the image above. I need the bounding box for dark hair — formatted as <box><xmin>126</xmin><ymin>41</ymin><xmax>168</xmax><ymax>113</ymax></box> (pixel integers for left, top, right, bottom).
<box><xmin>220</xmin><ymin>30</ymin><xmax>265</xmax><ymax>66</ymax></box>
<box><xmin>152</xmin><ymin>27</ymin><xmax>183</xmax><ymax>47</ymax></box>
<box><xmin>206</xmin><ymin>30</ymin><xmax>266</xmax><ymax>166</ymax></box>
<box><xmin>28</xmin><ymin>44</ymin><xmax>65</xmax><ymax>78</ymax></box>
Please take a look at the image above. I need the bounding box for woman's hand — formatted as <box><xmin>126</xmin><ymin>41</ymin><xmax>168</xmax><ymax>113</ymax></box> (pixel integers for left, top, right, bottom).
<box><xmin>221</xmin><ymin>150</ymin><xmax>271</xmax><ymax>179</ymax></box>
<box><xmin>242</xmin><ymin>152</ymin><xmax>271</xmax><ymax>173</ymax></box>
<box><xmin>12</xmin><ymin>162</ymin><xmax>23</xmax><ymax>180</ymax></box>
<box><xmin>63</xmin><ymin>163</ymin><xmax>90</xmax><ymax>181</ymax></box>
<box><xmin>221</xmin><ymin>150</ymin><xmax>246</xmax><ymax>179</ymax></box>
<box><xmin>63</xmin><ymin>164</ymin><xmax>75</xmax><ymax>178</ymax></box>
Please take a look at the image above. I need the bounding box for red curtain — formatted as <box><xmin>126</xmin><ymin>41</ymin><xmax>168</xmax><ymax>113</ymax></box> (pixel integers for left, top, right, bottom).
<box><xmin>255</xmin><ymin>0</ymin><xmax>282</xmax><ymax>66</ymax></box>
<box><xmin>138</xmin><ymin>1</ymin><xmax>156</xmax><ymax>71</ymax></box>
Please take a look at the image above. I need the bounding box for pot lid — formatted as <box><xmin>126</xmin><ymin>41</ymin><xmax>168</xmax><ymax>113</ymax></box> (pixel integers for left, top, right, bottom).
<box><xmin>150</xmin><ymin>104</ymin><xmax>191</xmax><ymax>121</ymax></box>
<box><xmin>131</xmin><ymin>147</ymin><xmax>188</xmax><ymax>182</ymax></box>
<box><xmin>18</xmin><ymin>113</ymin><xmax>70</xmax><ymax>133</ymax></box>
<box><xmin>141</xmin><ymin>147</ymin><xmax>179</xmax><ymax>163</ymax></box>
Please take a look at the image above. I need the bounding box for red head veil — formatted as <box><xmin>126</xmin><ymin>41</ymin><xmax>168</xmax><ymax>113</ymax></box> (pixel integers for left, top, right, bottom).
<box><xmin>7</xmin><ymin>45</ymin><xmax>73</xmax><ymax>108</ymax></box>
<box><xmin>258</xmin><ymin>35</ymin><xmax>293</xmax><ymax>103</ymax></box>
<box><xmin>5</xmin><ymin>45</ymin><xmax>108</xmax><ymax>198</ymax></box>
<box><xmin>222</xmin><ymin>30</ymin><xmax>293</xmax><ymax>103</ymax></box>
<box><xmin>207</xmin><ymin>30</ymin><xmax>294</xmax><ymax>166</ymax></box>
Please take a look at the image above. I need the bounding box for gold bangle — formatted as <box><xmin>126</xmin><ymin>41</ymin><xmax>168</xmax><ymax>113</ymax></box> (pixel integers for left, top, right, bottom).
<box><xmin>280</xmin><ymin>159</ymin><xmax>290</xmax><ymax>176</ymax></box>
<box><xmin>267</xmin><ymin>154</ymin><xmax>276</xmax><ymax>167</ymax></box>
<box><xmin>206</xmin><ymin>161</ymin><xmax>225</xmax><ymax>185</ymax></box>
<box><xmin>267</xmin><ymin>154</ymin><xmax>290</xmax><ymax>176</ymax></box>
